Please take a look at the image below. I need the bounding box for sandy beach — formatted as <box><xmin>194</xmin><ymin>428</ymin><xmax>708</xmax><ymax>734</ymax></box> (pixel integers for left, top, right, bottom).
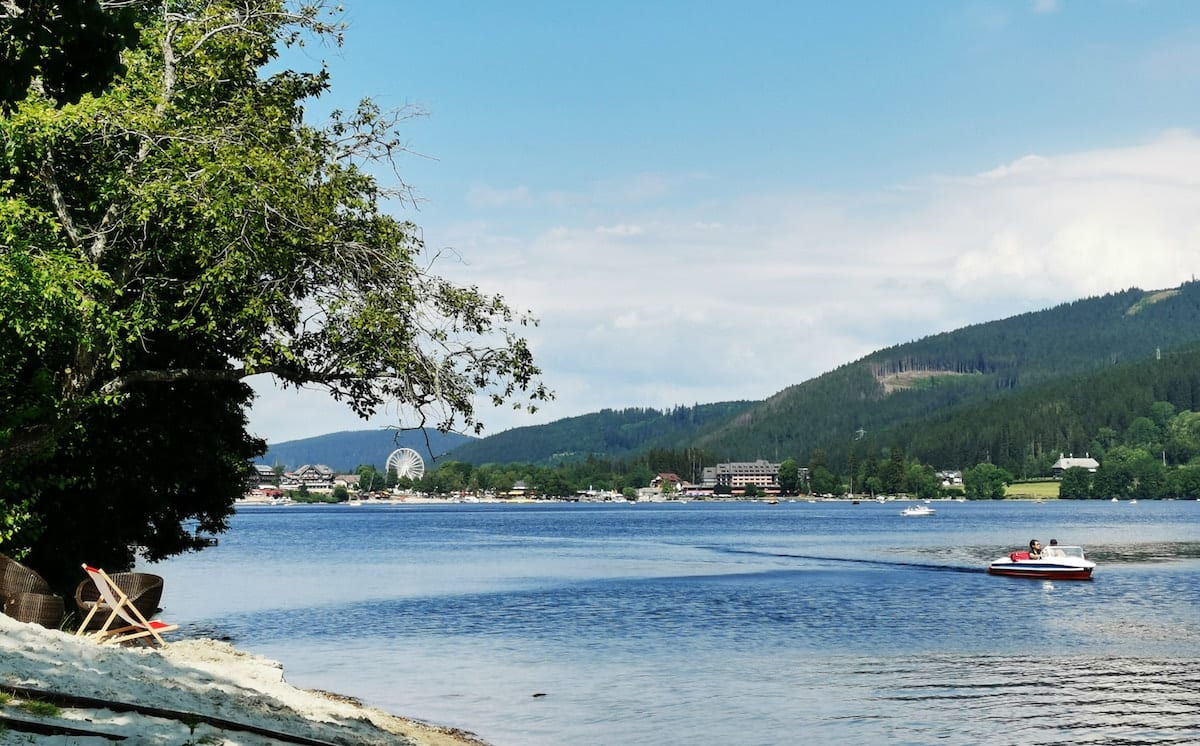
<box><xmin>0</xmin><ymin>613</ymin><xmax>488</xmax><ymax>745</ymax></box>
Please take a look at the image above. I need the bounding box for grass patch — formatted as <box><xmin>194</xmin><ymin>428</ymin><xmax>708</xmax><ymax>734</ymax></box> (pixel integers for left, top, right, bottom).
<box><xmin>1126</xmin><ymin>288</ymin><xmax>1179</xmax><ymax>316</ymax></box>
<box><xmin>16</xmin><ymin>699</ymin><xmax>61</xmax><ymax>718</ymax></box>
<box><xmin>1006</xmin><ymin>480</ymin><xmax>1060</xmax><ymax>499</ymax></box>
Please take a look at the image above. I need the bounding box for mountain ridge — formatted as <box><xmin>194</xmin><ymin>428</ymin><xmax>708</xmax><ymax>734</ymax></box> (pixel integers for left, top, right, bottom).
<box><xmin>260</xmin><ymin>429</ymin><xmax>474</xmax><ymax>473</ymax></box>
<box><xmin>264</xmin><ymin>281</ymin><xmax>1200</xmax><ymax>473</ymax></box>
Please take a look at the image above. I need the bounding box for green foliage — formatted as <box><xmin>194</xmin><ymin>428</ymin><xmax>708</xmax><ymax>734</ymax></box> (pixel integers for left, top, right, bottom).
<box><xmin>963</xmin><ymin>463</ymin><xmax>1012</xmax><ymax>500</ymax></box>
<box><xmin>289</xmin><ymin>488</ymin><xmax>337</xmax><ymax>504</ymax></box>
<box><xmin>1091</xmin><ymin>445</ymin><xmax>1167</xmax><ymax>500</ymax></box>
<box><xmin>808</xmin><ymin>466</ymin><xmax>838</xmax><ymax>496</ymax></box>
<box><xmin>1125</xmin><ymin>417</ymin><xmax>1160</xmax><ymax>450</ymax></box>
<box><xmin>881</xmin><ymin>446</ymin><xmax>906</xmax><ymax>494</ymax></box>
<box><xmin>356</xmin><ymin>464</ymin><xmax>386</xmax><ymax>492</ymax></box>
<box><xmin>1058</xmin><ymin>466</ymin><xmax>1092</xmax><ymax>499</ymax></box>
<box><xmin>905</xmin><ymin>461</ymin><xmax>940</xmax><ymax>499</ymax></box>
<box><xmin>1</xmin><ymin>0</ymin><xmax>546</xmax><ymax>577</ymax></box>
<box><xmin>0</xmin><ymin>0</ymin><xmax>142</xmax><ymax>112</ymax></box>
<box><xmin>18</xmin><ymin>372</ymin><xmax>260</xmax><ymax>594</ymax></box>
<box><xmin>777</xmin><ymin>458</ymin><xmax>800</xmax><ymax>493</ymax></box>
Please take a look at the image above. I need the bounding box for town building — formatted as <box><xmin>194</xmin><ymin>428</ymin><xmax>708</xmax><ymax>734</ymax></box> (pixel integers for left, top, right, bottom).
<box><xmin>281</xmin><ymin>464</ymin><xmax>336</xmax><ymax>493</ymax></box>
<box><xmin>246</xmin><ymin>463</ymin><xmax>277</xmax><ymax>489</ymax></box>
<box><xmin>701</xmin><ymin>459</ymin><xmax>781</xmax><ymax>490</ymax></box>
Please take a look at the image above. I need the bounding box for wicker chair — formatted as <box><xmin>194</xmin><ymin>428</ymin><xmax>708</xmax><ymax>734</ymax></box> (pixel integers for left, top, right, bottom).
<box><xmin>4</xmin><ymin>592</ymin><xmax>65</xmax><ymax>628</ymax></box>
<box><xmin>0</xmin><ymin>554</ymin><xmax>64</xmax><ymax>628</ymax></box>
<box><xmin>75</xmin><ymin>572</ymin><xmax>164</xmax><ymax>631</ymax></box>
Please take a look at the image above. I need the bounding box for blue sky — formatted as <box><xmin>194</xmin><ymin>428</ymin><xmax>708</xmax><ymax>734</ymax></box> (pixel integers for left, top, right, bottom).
<box><xmin>249</xmin><ymin>0</ymin><xmax>1200</xmax><ymax>444</ymax></box>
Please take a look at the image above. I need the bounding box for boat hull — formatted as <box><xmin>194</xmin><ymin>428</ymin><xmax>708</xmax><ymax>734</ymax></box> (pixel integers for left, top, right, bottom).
<box><xmin>987</xmin><ymin>563</ymin><xmax>1093</xmax><ymax>580</ymax></box>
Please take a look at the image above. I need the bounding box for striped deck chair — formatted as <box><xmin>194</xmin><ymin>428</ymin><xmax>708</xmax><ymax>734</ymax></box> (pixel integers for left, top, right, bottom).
<box><xmin>75</xmin><ymin>564</ymin><xmax>177</xmax><ymax>646</ymax></box>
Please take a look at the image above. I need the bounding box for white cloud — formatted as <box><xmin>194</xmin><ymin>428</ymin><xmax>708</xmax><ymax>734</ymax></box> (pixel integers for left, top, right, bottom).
<box><xmin>249</xmin><ymin>131</ymin><xmax>1200</xmax><ymax>443</ymax></box>
<box><xmin>1032</xmin><ymin>0</ymin><xmax>1058</xmax><ymax>15</ymax></box>
<box><xmin>595</xmin><ymin>223</ymin><xmax>645</xmax><ymax>236</ymax></box>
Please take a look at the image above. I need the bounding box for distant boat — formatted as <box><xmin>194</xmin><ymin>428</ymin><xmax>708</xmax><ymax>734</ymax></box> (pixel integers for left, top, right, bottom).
<box><xmin>1112</xmin><ymin>497</ymin><xmax>1119</xmax><ymax>502</ymax></box>
<box><xmin>900</xmin><ymin>504</ymin><xmax>935</xmax><ymax>517</ymax></box>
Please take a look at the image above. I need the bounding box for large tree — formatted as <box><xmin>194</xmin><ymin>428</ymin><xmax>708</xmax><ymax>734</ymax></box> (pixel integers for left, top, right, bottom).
<box><xmin>0</xmin><ymin>1</ymin><xmax>547</xmax><ymax>580</ymax></box>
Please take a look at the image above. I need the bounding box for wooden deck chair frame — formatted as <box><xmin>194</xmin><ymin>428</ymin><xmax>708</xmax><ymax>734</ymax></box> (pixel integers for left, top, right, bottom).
<box><xmin>75</xmin><ymin>564</ymin><xmax>177</xmax><ymax>646</ymax></box>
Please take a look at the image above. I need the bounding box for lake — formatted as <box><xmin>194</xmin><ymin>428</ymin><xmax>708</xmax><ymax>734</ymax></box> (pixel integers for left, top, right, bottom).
<box><xmin>156</xmin><ymin>499</ymin><xmax>1200</xmax><ymax>745</ymax></box>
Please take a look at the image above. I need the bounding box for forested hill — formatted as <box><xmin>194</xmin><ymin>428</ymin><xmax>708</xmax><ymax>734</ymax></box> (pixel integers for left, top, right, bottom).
<box><xmin>445</xmin><ymin>402</ymin><xmax>754</xmax><ymax>466</ymax></box>
<box><xmin>261</xmin><ymin>429</ymin><xmax>473</xmax><ymax>472</ymax></box>
<box><xmin>693</xmin><ymin>282</ymin><xmax>1200</xmax><ymax>464</ymax></box>
<box><xmin>875</xmin><ymin>342</ymin><xmax>1200</xmax><ymax>476</ymax></box>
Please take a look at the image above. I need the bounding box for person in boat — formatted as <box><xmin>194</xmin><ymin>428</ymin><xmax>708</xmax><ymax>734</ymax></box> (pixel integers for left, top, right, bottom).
<box><xmin>1028</xmin><ymin>539</ymin><xmax>1043</xmax><ymax>559</ymax></box>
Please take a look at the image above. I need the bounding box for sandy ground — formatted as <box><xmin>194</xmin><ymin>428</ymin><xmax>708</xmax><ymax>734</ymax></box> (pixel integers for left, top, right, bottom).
<box><xmin>0</xmin><ymin>613</ymin><xmax>489</xmax><ymax>745</ymax></box>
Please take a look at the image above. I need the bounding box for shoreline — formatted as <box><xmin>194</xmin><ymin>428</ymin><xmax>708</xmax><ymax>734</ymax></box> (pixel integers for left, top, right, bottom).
<box><xmin>0</xmin><ymin>614</ymin><xmax>489</xmax><ymax>745</ymax></box>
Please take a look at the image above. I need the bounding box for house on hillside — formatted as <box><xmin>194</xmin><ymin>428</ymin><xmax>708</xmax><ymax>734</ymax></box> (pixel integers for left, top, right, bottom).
<box><xmin>937</xmin><ymin>470</ymin><xmax>962</xmax><ymax>487</ymax></box>
<box><xmin>651</xmin><ymin>473</ymin><xmax>684</xmax><ymax>492</ymax></box>
<box><xmin>1051</xmin><ymin>454</ymin><xmax>1099</xmax><ymax>478</ymax></box>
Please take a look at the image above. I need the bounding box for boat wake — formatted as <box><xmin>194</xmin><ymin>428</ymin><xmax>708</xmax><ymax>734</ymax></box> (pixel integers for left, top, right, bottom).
<box><xmin>700</xmin><ymin>545</ymin><xmax>981</xmax><ymax>573</ymax></box>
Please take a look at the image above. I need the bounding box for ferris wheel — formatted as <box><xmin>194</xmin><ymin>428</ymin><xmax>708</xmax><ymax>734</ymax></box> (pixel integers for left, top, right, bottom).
<box><xmin>386</xmin><ymin>447</ymin><xmax>426</xmax><ymax>481</ymax></box>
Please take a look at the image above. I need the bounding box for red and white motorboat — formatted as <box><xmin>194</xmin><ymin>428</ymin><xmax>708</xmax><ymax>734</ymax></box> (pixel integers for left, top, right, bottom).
<box><xmin>986</xmin><ymin>545</ymin><xmax>1095</xmax><ymax>580</ymax></box>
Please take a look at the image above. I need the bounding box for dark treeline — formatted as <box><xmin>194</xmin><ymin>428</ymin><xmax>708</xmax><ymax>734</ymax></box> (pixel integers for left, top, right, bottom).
<box><xmin>447</xmin><ymin>402</ymin><xmax>753</xmax><ymax>466</ymax></box>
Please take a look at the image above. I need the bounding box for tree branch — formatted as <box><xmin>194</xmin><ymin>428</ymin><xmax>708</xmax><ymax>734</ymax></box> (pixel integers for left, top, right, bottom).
<box><xmin>96</xmin><ymin>367</ymin><xmax>245</xmax><ymax>396</ymax></box>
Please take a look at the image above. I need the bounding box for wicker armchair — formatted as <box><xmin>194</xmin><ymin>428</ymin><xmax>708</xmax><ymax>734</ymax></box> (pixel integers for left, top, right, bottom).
<box><xmin>75</xmin><ymin>572</ymin><xmax>164</xmax><ymax>631</ymax></box>
<box><xmin>0</xmin><ymin>554</ymin><xmax>64</xmax><ymax>628</ymax></box>
<box><xmin>1</xmin><ymin>553</ymin><xmax>52</xmax><ymax>597</ymax></box>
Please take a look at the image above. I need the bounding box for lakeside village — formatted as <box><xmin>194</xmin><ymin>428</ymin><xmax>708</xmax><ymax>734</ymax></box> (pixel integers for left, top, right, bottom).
<box><xmin>239</xmin><ymin>458</ymin><xmax>825</xmax><ymax>505</ymax></box>
<box><xmin>240</xmin><ymin>450</ymin><xmax>1051</xmax><ymax>506</ymax></box>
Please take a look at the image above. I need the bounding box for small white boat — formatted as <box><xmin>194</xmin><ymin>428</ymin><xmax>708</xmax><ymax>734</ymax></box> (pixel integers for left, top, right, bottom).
<box><xmin>900</xmin><ymin>504</ymin><xmax>935</xmax><ymax>516</ymax></box>
<box><xmin>987</xmin><ymin>545</ymin><xmax>1095</xmax><ymax>581</ymax></box>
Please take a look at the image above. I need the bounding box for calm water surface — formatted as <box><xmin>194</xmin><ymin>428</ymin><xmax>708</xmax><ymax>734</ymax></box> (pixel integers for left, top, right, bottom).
<box><xmin>156</xmin><ymin>500</ymin><xmax>1200</xmax><ymax>745</ymax></box>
